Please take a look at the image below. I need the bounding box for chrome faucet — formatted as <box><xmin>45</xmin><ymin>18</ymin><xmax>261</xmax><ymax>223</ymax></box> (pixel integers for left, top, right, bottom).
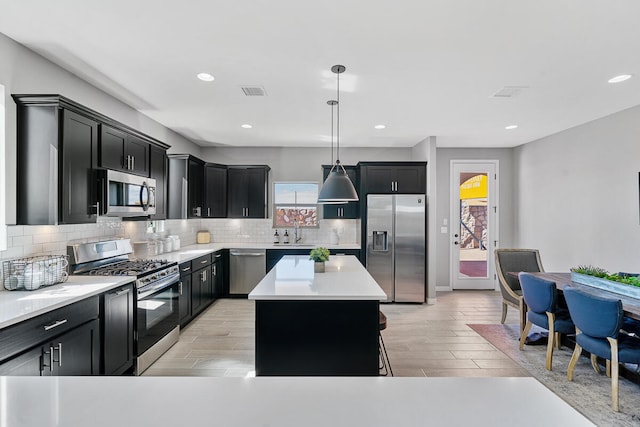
<box><xmin>294</xmin><ymin>220</ymin><xmax>302</xmax><ymax>243</ymax></box>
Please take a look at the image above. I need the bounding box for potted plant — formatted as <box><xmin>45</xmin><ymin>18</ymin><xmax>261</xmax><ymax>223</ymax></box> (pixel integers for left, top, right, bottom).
<box><xmin>309</xmin><ymin>247</ymin><xmax>330</xmax><ymax>273</ymax></box>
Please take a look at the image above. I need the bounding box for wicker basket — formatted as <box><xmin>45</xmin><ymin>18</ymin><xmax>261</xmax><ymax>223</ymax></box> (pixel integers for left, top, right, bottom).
<box><xmin>2</xmin><ymin>255</ymin><xmax>69</xmax><ymax>291</ymax></box>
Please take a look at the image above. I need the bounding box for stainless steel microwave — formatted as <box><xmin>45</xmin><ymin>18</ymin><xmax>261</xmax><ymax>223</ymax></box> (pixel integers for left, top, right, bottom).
<box><xmin>100</xmin><ymin>170</ymin><xmax>156</xmax><ymax>217</ymax></box>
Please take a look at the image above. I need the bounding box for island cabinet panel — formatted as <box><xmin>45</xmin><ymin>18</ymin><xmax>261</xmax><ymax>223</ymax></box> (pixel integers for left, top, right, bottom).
<box><xmin>99</xmin><ymin>125</ymin><xmax>149</xmax><ymax>176</ymax></box>
<box><xmin>101</xmin><ymin>283</ymin><xmax>135</xmax><ymax>376</ymax></box>
<box><xmin>321</xmin><ymin>165</ymin><xmax>359</xmax><ymax>219</ymax></box>
<box><xmin>359</xmin><ymin>162</ymin><xmax>426</xmax><ymax>194</ymax></box>
<box><xmin>255</xmin><ymin>300</ymin><xmax>379</xmax><ymax>376</ymax></box>
<box><xmin>227</xmin><ymin>166</ymin><xmax>270</xmax><ymax>218</ymax></box>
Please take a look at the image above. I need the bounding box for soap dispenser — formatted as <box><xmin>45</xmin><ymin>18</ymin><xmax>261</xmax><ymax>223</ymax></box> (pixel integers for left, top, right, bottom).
<box><xmin>273</xmin><ymin>230</ymin><xmax>280</xmax><ymax>244</ymax></box>
<box><xmin>283</xmin><ymin>230</ymin><xmax>290</xmax><ymax>244</ymax></box>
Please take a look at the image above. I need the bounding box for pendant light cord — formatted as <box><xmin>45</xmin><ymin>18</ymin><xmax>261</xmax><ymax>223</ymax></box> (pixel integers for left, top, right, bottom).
<box><xmin>336</xmin><ymin>69</ymin><xmax>340</xmax><ymax>165</ymax></box>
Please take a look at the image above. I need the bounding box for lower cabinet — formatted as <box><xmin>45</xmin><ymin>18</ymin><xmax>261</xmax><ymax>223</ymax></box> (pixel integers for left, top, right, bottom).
<box><xmin>0</xmin><ymin>318</ymin><xmax>100</xmax><ymax>376</ymax></box>
<box><xmin>178</xmin><ymin>250</ymin><xmax>226</xmax><ymax>327</ymax></box>
<box><xmin>178</xmin><ymin>268</ymin><xmax>193</xmax><ymax>327</ymax></box>
<box><xmin>101</xmin><ymin>283</ymin><xmax>134</xmax><ymax>375</ymax></box>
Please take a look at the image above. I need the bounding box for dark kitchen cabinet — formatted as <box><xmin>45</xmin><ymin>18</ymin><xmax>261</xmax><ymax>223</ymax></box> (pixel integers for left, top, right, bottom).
<box><xmin>99</xmin><ymin>125</ymin><xmax>149</xmax><ymax>176</ymax></box>
<box><xmin>212</xmin><ymin>251</ymin><xmax>225</xmax><ymax>298</ymax></box>
<box><xmin>227</xmin><ymin>166</ymin><xmax>270</xmax><ymax>218</ymax></box>
<box><xmin>191</xmin><ymin>254</ymin><xmax>213</xmax><ymax>316</ymax></box>
<box><xmin>101</xmin><ymin>283</ymin><xmax>134</xmax><ymax>376</ymax></box>
<box><xmin>168</xmin><ymin>154</ymin><xmax>205</xmax><ymax>219</ymax></box>
<box><xmin>321</xmin><ymin>165</ymin><xmax>359</xmax><ymax>219</ymax></box>
<box><xmin>13</xmin><ymin>95</ymin><xmax>170</xmax><ymax>225</ymax></box>
<box><xmin>0</xmin><ymin>296</ymin><xmax>100</xmax><ymax>376</ymax></box>
<box><xmin>204</xmin><ymin>163</ymin><xmax>227</xmax><ymax>218</ymax></box>
<box><xmin>14</xmin><ymin>96</ymin><xmax>99</xmax><ymax>225</ymax></box>
<box><xmin>178</xmin><ymin>263</ymin><xmax>193</xmax><ymax>327</ymax></box>
<box><xmin>359</xmin><ymin>162</ymin><xmax>426</xmax><ymax>194</ymax></box>
<box><xmin>149</xmin><ymin>146</ymin><xmax>168</xmax><ymax>220</ymax></box>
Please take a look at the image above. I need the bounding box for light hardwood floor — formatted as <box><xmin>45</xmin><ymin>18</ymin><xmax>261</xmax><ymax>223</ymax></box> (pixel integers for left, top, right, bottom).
<box><xmin>143</xmin><ymin>290</ymin><xmax>528</xmax><ymax>377</ymax></box>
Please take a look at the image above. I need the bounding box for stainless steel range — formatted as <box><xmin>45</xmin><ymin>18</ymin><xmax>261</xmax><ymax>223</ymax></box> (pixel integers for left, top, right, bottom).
<box><xmin>68</xmin><ymin>239</ymin><xmax>180</xmax><ymax>375</ymax></box>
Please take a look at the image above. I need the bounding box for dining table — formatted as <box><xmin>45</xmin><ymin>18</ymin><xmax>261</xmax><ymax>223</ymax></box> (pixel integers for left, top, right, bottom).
<box><xmin>527</xmin><ymin>272</ymin><xmax>640</xmax><ymax>321</ymax></box>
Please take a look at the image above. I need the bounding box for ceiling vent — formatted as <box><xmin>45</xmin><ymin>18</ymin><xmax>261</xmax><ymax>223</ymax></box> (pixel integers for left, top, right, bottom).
<box><xmin>241</xmin><ymin>86</ymin><xmax>267</xmax><ymax>96</ymax></box>
<box><xmin>490</xmin><ymin>86</ymin><xmax>528</xmax><ymax>98</ymax></box>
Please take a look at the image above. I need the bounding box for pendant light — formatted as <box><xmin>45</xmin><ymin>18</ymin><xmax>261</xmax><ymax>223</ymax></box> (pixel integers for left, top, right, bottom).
<box><xmin>317</xmin><ymin>65</ymin><xmax>359</xmax><ymax>203</ymax></box>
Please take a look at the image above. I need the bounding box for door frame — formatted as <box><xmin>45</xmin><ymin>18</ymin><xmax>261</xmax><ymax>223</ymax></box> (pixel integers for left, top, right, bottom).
<box><xmin>448</xmin><ymin>160</ymin><xmax>500</xmax><ymax>291</ymax></box>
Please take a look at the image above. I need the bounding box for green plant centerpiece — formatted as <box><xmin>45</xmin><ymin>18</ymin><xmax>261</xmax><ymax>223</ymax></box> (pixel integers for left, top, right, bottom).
<box><xmin>309</xmin><ymin>247</ymin><xmax>330</xmax><ymax>273</ymax></box>
<box><xmin>570</xmin><ymin>264</ymin><xmax>640</xmax><ymax>298</ymax></box>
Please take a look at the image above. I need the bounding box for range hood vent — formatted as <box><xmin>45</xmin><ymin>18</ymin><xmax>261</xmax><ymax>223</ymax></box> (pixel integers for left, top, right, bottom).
<box><xmin>491</xmin><ymin>86</ymin><xmax>528</xmax><ymax>98</ymax></box>
<box><xmin>241</xmin><ymin>86</ymin><xmax>267</xmax><ymax>96</ymax></box>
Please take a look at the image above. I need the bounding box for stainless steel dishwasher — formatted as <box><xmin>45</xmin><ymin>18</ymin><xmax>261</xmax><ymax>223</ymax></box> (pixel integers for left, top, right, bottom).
<box><xmin>229</xmin><ymin>249</ymin><xmax>266</xmax><ymax>295</ymax></box>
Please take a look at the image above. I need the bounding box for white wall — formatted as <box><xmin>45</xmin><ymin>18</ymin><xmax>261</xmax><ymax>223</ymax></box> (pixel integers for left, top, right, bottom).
<box><xmin>514</xmin><ymin>105</ymin><xmax>640</xmax><ymax>273</ymax></box>
<box><xmin>0</xmin><ymin>32</ymin><xmax>201</xmax><ymax>226</ymax></box>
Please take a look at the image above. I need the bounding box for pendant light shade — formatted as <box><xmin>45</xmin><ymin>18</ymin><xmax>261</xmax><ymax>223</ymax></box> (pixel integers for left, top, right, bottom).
<box><xmin>318</xmin><ymin>65</ymin><xmax>359</xmax><ymax>204</ymax></box>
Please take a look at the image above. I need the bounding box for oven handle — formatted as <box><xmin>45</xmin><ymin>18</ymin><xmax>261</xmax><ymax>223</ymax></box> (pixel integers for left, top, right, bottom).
<box><xmin>137</xmin><ymin>272</ymin><xmax>180</xmax><ymax>299</ymax></box>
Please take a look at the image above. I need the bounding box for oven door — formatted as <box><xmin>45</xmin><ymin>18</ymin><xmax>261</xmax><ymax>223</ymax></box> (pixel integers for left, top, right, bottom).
<box><xmin>137</xmin><ymin>276</ymin><xmax>179</xmax><ymax>356</ymax></box>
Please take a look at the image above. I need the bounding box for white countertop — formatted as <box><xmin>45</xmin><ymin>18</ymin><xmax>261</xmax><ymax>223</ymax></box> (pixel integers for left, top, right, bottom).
<box><xmin>0</xmin><ymin>242</ymin><xmax>362</xmax><ymax>329</ymax></box>
<box><xmin>0</xmin><ymin>275</ymin><xmax>134</xmax><ymax>329</ymax></box>
<box><xmin>249</xmin><ymin>255</ymin><xmax>387</xmax><ymax>301</ymax></box>
<box><xmin>0</xmin><ymin>376</ymin><xmax>594</xmax><ymax>427</ymax></box>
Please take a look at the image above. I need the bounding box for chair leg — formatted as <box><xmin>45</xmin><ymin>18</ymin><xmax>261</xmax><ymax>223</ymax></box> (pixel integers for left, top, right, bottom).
<box><xmin>519</xmin><ymin>301</ymin><xmax>527</xmax><ymax>334</ymax></box>
<box><xmin>606</xmin><ymin>360</ymin><xmax>611</xmax><ymax>378</ymax></box>
<box><xmin>501</xmin><ymin>302</ymin><xmax>507</xmax><ymax>324</ymax></box>
<box><xmin>379</xmin><ymin>332</ymin><xmax>393</xmax><ymax>377</ymax></box>
<box><xmin>567</xmin><ymin>343</ymin><xmax>582</xmax><ymax>381</ymax></box>
<box><xmin>607</xmin><ymin>337</ymin><xmax>620</xmax><ymax>412</ymax></box>
<box><xmin>555</xmin><ymin>332</ymin><xmax>561</xmax><ymax>350</ymax></box>
<box><xmin>591</xmin><ymin>354</ymin><xmax>602</xmax><ymax>374</ymax></box>
<box><xmin>545</xmin><ymin>313</ymin><xmax>555</xmax><ymax>371</ymax></box>
<box><xmin>519</xmin><ymin>320</ymin><xmax>533</xmax><ymax>351</ymax></box>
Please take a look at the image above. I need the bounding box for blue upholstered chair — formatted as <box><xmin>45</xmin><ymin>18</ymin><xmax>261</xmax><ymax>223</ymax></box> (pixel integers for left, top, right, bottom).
<box><xmin>518</xmin><ymin>273</ymin><xmax>575</xmax><ymax>371</ymax></box>
<box><xmin>564</xmin><ymin>286</ymin><xmax>640</xmax><ymax>412</ymax></box>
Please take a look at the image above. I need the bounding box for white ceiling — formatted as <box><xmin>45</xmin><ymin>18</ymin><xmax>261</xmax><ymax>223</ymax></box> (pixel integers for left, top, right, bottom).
<box><xmin>1</xmin><ymin>1</ymin><xmax>640</xmax><ymax>149</ymax></box>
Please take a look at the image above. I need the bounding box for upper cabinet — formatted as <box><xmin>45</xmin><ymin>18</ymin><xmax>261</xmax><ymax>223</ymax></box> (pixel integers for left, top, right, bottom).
<box><xmin>99</xmin><ymin>125</ymin><xmax>149</xmax><ymax>176</ymax></box>
<box><xmin>13</xmin><ymin>95</ymin><xmax>170</xmax><ymax>225</ymax></box>
<box><xmin>167</xmin><ymin>154</ymin><xmax>205</xmax><ymax>219</ymax></box>
<box><xmin>359</xmin><ymin>162</ymin><xmax>427</xmax><ymax>194</ymax></box>
<box><xmin>321</xmin><ymin>165</ymin><xmax>360</xmax><ymax>219</ymax></box>
<box><xmin>14</xmin><ymin>96</ymin><xmax>99</xmax><ymax>224</ymax></box>
<box><xmin>204</xmin><ymin>163</ymin><xmax>227</xmax><ymax>218</ymax></box>
<box><xmin>149</xmin><ymin>146</ymin><xmax>168</xmax><ymax>220</ymax></box>
<box><xmin>227</xmin><ymin>166</ymin><xmax>270</xmax><ymax>218</ymax></box>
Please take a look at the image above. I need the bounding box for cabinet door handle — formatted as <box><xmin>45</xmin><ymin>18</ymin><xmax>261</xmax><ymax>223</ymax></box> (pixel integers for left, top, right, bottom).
<box><xmin>200</xmin><ymin>259</ymin><xmax>208</xmax><ymax>264</ymax></box>
<box><xmin>214</xmin><ymin>254</ymin><xmax>222</xmax><ymax>259</ymax></box>
<box><xmin>44</xmin><ymin>347</ymin><xmax>53</xmax><ymax>372</ymax></box>
<box><xmin>43</xmin><ymin>319</ymin><xmax>68</xmax><ymax>331</ymax></box>
<box><xmin>53</xmin><ymin>343</ymin><xmax>62</xmax><ymax>367</ymax></box>
<box><xmin>213</xmin><ymin>265</ymin><xmax>217</xmax><ymax>276</ymax></box>
<box><xmin>203</xmin><ymin>270</ymin><xmax>207</xmax><ymax>282</ymax></box>
<box><xmin>179</xmin><ymin>281</ymin><xmax>183</xmax><ymax>295</ymax></box>
<box><xmin>207</xmin><ymin>207</ymin><xmax>211</xmax><ymax>216</ymax></box>
<box><xmin>131</xmin><ymin>156</ymin><xmax>135</xmax><ymax>171</ymax></box>
<box><xmin>181</xmin><ymin>266</ymin><xmax>191</xmax><ymax>272</ymax></box>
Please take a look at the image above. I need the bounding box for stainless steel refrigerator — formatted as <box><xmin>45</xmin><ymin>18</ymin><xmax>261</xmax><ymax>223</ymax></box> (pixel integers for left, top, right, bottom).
<box><xmin>366</xmin><ymin>194</ymin><xmax>426</xmax><ymax>302</ymax></box>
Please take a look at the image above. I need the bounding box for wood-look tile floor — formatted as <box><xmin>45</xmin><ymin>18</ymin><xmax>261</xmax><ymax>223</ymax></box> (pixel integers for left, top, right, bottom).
<box><xmin>143</xmin><ymin>290</ymin><xmax>529</xmax><ymax>377</ymax></box>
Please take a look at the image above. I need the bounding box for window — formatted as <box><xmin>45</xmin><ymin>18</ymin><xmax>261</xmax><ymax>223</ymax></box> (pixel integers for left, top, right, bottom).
<box><xmin>273</xmin><ymin>182</ymin><xmax>319</xmax><ymax>228</ymax></box>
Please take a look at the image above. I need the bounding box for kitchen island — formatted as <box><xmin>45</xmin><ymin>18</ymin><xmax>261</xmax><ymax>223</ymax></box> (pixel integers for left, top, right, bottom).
<box><xmin>248</xmin><ymin>255</ymin><xmax>386</xmax><ymax>376</ymax></box>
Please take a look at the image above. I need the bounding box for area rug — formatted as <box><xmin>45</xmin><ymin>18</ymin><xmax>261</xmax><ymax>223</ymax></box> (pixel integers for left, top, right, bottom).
<box><xmin>468</xmin><ymin>323</ymin><xmax>640</xmax><ymax>427</ymax></box>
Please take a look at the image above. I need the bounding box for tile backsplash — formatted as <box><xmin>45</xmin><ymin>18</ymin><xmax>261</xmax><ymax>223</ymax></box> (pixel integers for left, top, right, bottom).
<box><xmin>0</xmin><ymin>217</ymin><xmax>359</xmax><ymax>264</ymax></box>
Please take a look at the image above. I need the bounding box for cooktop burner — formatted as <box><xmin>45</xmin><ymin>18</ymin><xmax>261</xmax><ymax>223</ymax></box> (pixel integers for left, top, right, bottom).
<box><xmin>86</xmin><ymin>259</ymin><xmax>172</xmax><ymax>276</ymax></box>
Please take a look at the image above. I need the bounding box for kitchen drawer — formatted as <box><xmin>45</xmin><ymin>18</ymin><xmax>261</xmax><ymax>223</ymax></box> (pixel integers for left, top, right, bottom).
<box><xmin>193</xmin><ymin>254</ymin><xmax>212</xmax><ymax>270</ymax></box>
<box><xmin>0</xmin><ymin>296</ymin><xmax>99</xmax><ymax>363</ymax></box>
<box><xmin>179</xmin><ymin>260</ymin><xmax>193</xmax><ymax>276</ymax></box>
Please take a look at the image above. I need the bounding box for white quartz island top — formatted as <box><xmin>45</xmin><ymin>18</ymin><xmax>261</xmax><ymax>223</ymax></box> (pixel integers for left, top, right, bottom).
<box><xmin>0</xmin><ymin>376</ymin><xmax>594</xmax><ymax>427</ymax></box>
<box><xmin>249</xmin><ymin>255</ymin><xmax>387</xmax><ymax>301</ymax></box>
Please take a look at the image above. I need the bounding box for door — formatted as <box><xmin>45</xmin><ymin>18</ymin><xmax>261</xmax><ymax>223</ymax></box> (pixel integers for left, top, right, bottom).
<box><xmin>394</xmin><ymin>195</ymin><xmax>426</xmax><ymax>302</ymax></box>
<box><xmin>366</xmin><ymin>195</ymin><xmax>394</xmax><ymax>302</ymax></box>
<box><xmin>450</xmin><ymin>161</ymin><xmax>498</xmax><ymax>290</ymax></box>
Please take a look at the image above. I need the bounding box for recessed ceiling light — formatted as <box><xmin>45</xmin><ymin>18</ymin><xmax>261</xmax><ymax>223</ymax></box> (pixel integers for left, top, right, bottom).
<box><xmin>608</xmin><ymin>74</ymin><xmax>632</xmax><ymax>83</ymax></box>
<box><xmin>505</xmin><ymin>125</ymin><xmax>518</xmax><ymax>130</ymax></box>
<box><xmin>241</xmin><ymin>124</ymin><xmax>253</xmax><ymax>129</ymax></box>
<box><xmin>374</xmin><ymin>124</ymin><xmax>386</xmax><ymax>129</ymax></box>
<box><xmin>197</xmin><ymin>73</ymin><xmax>215</xmax><ymax>82</ymax></box>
